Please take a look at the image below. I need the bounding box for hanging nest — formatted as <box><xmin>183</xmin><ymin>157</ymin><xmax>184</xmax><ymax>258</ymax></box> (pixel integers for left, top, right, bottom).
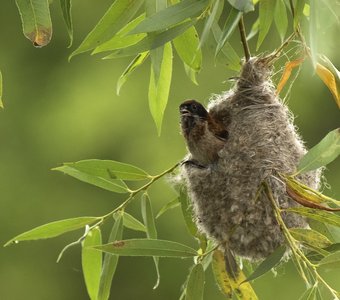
<box><xmin>179</xmin><ymin>57</ymin><xmax>321</xmax><ymax>260</ymax></box>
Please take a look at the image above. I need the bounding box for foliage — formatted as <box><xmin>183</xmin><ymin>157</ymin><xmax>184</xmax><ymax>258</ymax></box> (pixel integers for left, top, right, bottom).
<box><xmin>2</xmin><ymin>0</ymin><xmax>340</xmax><ymax>299</ymax></box>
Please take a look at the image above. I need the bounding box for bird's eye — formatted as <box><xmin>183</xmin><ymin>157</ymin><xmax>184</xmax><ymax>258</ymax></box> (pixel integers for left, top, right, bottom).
<box><xmin>191</xmin><ymin>103</ymin><xmax>197</xmax><ymax>111</ymax></box>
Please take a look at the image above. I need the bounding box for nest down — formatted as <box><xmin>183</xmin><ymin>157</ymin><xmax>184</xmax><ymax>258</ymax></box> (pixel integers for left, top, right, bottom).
<box><xmin>180</xmin><ymin>57</ymin><xmax>321</xmax><ymax>260</ymax></box>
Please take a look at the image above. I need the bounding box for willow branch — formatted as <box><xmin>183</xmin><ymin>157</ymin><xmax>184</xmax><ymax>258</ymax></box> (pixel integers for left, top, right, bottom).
<box><xmin>238</xmin><ymin>16</ymin><xmax>250</xmax><ymax>62</ymax></box>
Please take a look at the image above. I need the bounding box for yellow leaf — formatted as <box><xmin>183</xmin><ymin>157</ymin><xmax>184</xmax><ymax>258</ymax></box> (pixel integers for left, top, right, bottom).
<box><xmin>277</xmin><ymin>58</ymin><xmax>305</xmax><ymax>95</ymax></box>
<box><xmin>316</xmin><ymin>63</ymin><xmax>340</xmax><ymax>108</ymax></box>
<box><xmin>212</xmin><ymin>250</ymin><xmax>258</xmax><ymax>299</ymax></box>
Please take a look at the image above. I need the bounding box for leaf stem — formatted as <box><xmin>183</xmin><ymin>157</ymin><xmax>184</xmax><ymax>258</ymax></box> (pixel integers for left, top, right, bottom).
<box><xmin>238</xmin><ymin>16</ymin><xmax>250</xmax><ymax>62</ymax></box>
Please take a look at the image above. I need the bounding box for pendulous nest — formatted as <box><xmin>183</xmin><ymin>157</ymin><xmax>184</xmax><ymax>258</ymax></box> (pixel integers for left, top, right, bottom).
<box><xmin>180</xmin><ymin>57</ymin><xmax>321</xmax><ymax>260</ymax></box>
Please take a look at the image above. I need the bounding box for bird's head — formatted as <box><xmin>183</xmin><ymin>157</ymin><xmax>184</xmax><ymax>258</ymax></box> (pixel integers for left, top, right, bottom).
<box><xmin>179</xmin><ymin>100</ymin><xmax>208</xmax><ymax>120</ymax></box>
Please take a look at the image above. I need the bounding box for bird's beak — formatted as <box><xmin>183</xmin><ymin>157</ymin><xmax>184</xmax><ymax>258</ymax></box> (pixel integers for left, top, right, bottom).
<box><xmin>180</xmin><ymin>107</ymin><xmax>191</xmax><ymax>116</ymax></box>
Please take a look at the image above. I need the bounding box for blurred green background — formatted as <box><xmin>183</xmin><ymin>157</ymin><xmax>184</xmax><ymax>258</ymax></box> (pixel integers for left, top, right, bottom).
<box><xmin>1</xmin><ymin>1</ymin><xmax>339</xmax><ymax>299</ymax></box>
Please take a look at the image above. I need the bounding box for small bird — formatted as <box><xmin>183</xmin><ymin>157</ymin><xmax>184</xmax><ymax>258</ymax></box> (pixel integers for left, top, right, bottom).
<box><xmin>179</xmin><ymin>99</ymin><xmax>228</xmax><ymax>167</ymax></box>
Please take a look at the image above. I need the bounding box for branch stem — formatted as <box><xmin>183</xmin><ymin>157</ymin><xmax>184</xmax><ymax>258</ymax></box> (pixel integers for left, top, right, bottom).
<box><xmin>238</xmin><ymin>16</ymin><xmax>250</xmax><ymax>62</ymax></box>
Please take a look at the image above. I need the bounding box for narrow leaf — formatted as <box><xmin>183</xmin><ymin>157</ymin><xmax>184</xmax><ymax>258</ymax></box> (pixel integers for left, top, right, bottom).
<box><xmin>98</xmin><ymin>214</ymin><xmax>124</xmax><ymax>300</ymax></box>
<box><xmin>131</xmin><ymin>0</ymin><xmax>208</xmax><ymax>33</ymax></box>
<box><xmin>70</xmin><ymin>0</ymin><xmax>144</xmax><ymax>59</ymax></box>
<box><xmin>277</xmin><ymin>58</ymin><xmax>304</xmax><ymax>94</ymax></box>
<box><xmin>60</xmin><ymin>159</ymin><xmax>149</xmax><ymax>181</ymax></box>
<box><xmin>117</xmin><ymin>51</ymin><xmax>149</xmax><ymax>95</ymax></box>
<box><xmin>297</xmin><ymin>128</ymin><xmax>340</xmax><ymax>173</ymax></box>
<box><xmin>92</xmin><ymin>239</ymin><xmax>197</xmax><ymax>257</ymax></box>
<box><xmin>243</xmin><ymin>246</ymin><xmax>286</xmax><ymax>283</ymax></box>
<box><xmin>53</xmin><ymin>165</ymin><xmax>129</xmax><ymax>194</ymax></box>
<box><xmin>15</xmin><ymin>0</ymin><xmax>52</xmax><ymax>47</ymax></box>
<box><xmin>156</xmin><ymin>198</ymin><xmax>180</xmax><ymax>219</ymax></box>
<box><xmin>60</xmin><ymin>0</ymin><xmax>73</xmax><ymax>47</ymax></box>
<box><xmin>4</xmin><ymin>217</ymin><xmax>100</xmax><ymax>246</ymax></box>
<box><xmin>212</xmin><ymin>250</ymin><xmax>258</xmax><ymax>299</ymax></box>
<box><xmin>0</xmin><ymin>70</ymin><xmax>3</xmax><ymax>109</ymax></box>
<box><xmin>293</xmin><ymin>0</ymin><xmax>307</xmax><ymax>29</ymax></box>
<box><xmin>286</xmin><ymin>207</ymin><xmax>340</xmax><ymax>227</ymax></box>
<box><xmin>173</xmin><ymin>25</ymin><xmax>202</xmax><ymax>71</ymax></box>
<box><xmin>92</xmin><ymin>14</ymin><xmax>147</xmax><ymax>54</ymax></box>
<box><xmin>104</xmin><ymin>21</ymin><xmax>195</xmax><ymax>59</ymax></box>
<box><xmin>274</xmin><ymin>0</ymin><xmax>288</xmax><ymax>42</ymax></box>
<box><xmin>257</xmin><ymin>0</ymin><xmax>276</xmax><ymax>50</ymax></box>
<box><xmin>82</xmin><ymin>227</ymin><xmax>102</xmax><ymax>300</ymax></box>
<box><xmin>316</xmin><ymin>63</ymin><xmax>340</xmax><ymax>108</ymax></box>
<box><xmin>309</xmin><ymin>0</ymin><xmax>317</xmax><ymax>68</ymax></box>
<box><xmin>141</xmin><ymin>194</ymin><xmax>160</xmax><ymax>289</ymax></box>
<box><xmin>212</xmin><ymin>23</ymin><xmax>241</xmax><ymax>71</ymax></box>
<box><xmin>122</xmin><ymin>212</ymin><xmax>146</xmax><ymax>232</ymax></box>
<box><xmin>184</xmin><ymin>63</ymin><xmax>199</xmax><ymax>85</ymax></box>
<box><xmin>227</xmin><ymin>0</ymin><xmax>254</xmax><ymax>13</ymax></box>
<box><xmin>318</xmin><ymin>251</ymin><xmax>340</xmax><ymax>269</ymax></box>
<box><xmin>246</xmin><ymin>18</ymin><xmax>259</xmax><ymax>41</ymax></box>
<box><xmin>179</xmin><ymin>187</ymin><xmax>198</xmax><ymax>237</ymax></box>
<box><xmin>148</xmin><ymin>42</ymin><xmax>173</xmax><ymax>135</ymax></box>
<box><xmin>319</xmin><ymin>55</ymin><xmax>340</xmax><ymax>108</ymax></box>
<box><xmin>199</xmin><ymin>0</ymin><xmax>223</xmax><ymax>48</ymax></box>
<box><xmin>289</xmin><ymin>228</ymin><xmax>332</xmax><ymax>249</ymax></box>
<box><xmin>216</xmin><ymin>8</ymin><xmax>242</xmax><ymax>55</ymax></box>
<box><xmin>185</xmin><ymin>264</ymin><xmax>205</xmax><ymax>300</ymax></box>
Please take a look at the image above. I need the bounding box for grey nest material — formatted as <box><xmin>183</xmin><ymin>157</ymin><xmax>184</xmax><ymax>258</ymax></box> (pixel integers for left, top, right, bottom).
<box><xmin>180</xmin><ymin>57</ymin><xmax>321</xmax><ymax>260</ymax></box>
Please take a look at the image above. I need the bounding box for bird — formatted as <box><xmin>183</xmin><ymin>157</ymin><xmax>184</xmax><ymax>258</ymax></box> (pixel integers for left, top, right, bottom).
<box><xmin>179</xmin><ymin>99</ymin><xmax>229</xmax><ymax>167</ymax></box>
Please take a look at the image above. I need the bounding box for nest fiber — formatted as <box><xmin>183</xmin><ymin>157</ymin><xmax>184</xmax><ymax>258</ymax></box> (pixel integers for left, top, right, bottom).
<box><xmin>180</xmin><ymin>57</ymin><xmax>320</xmax><ymax>260</ymax></box>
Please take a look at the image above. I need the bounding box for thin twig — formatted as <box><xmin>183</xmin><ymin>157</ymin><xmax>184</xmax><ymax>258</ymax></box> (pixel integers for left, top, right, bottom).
<box><xmin>238</xmin><ymin>16</ymin><xmax>250</xmax><ymax>62</ymax></box>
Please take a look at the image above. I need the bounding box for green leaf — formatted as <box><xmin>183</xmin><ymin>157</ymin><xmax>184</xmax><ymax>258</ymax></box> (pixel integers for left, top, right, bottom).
<box><xmin>243</xmin><ymin>246</ymin><xmax>286</xmax><ymax>283</ymax></box>
<box><xmin>97</xmin><ymin>216</ymin><xmax>123</xmax><ymax>300</ymax></box>
<box><xmin>4</xmin><ymin>217</ymin><xmax>100</xmax><ymax>246</ymax></box>
<box><xmin>227</xmin><ymin>0</ymin><xmax>254</xmax><ymax>13</ymax></box>
<box><xmin>122</xmin><ymin>212</ymin><xmax>146</xmax><ymax>232</ymax></box>
<box><xmin>66</xmin><ymin>159</ymin><xmax>149</xmax><ymax>180</ymax></box>
<box><xmin>131</xmin><ymin>0</ymin><xmax>208</xmax><ymax>34</ymax></box>
<box><xmin>212</xmin><ymin>250</ymin><xmax>258</xmax><ymax>299</ymax></box>
<box><xmin>318</xmin><ymin>251</ymin><xmax>340</xmax><ymax>269</ymax></box>
<box><xmin>289</xmin><ymin>228</ymin><xmax>332</xmax><ymax>249</ymax></box>
<box><xmin>216</xmin><ymin>8</ymin><xmax>242</xmax><ymax>56</ymax></box>
<box><xmin>257</xmin><ymin>0</ymin><xmax>276</xmax><ymax>50</ymax></box>
<box><xmin>297</xmin><ymin>128</ymin><xmax>340</xmax><ymax>173</ymax></box>
<box><xmin>98</xmin><ymin>215</ymin><xmax>123</xmax><ymax>300</ymax></box>
<box><xmin>141</xmin><ymin>194</ymin><xmax>160</xmax><ymax>289</ymax></box>
<box><xmin>274</xmin><ymin>0</ymin><xmax>288</xmax><ymax>42</ymax></box>
<box><xmin>148</xmin><ymin>42</ymin><xmax>173</xmax><ymax>135</ymax></box>
<box><xmin>70</xmin><ymin>0</ymin><xmax>144</xmax><ymax>59</ymax></box>
<box><xmin>309</xmin><ymin>0</ymin><xmax>317</xmax><ymax>69</ymax></box>
<box><xmin>286</xmin><ymin>207</ymin><xmax>340</xmax><ymax>227</ymax></box>
<box><xmin>53</xmin><ymin>165</ymin><xmax>129</xmax><ymax>194</ymax></box>
<box><xmin>293</xmin><ymin>0</ymin><xmax>307</xmax><ymax>29</ymax></box>
<box><xmin>0</xmin><ymin>70</ymin><xmax>3</xmax><ymax>109</ymax></box>
<box><xmin>185</xmin><ymin>264</ymin><xmax>205</xmax><ymax>300</ymax></box>
<box><xmin>116</xmin><ymin>51</ymin><xmax>150</xmax><ymax>95</ymax></box>
<box><xmin>59</xmin><ymin>0</ymin><xmax>73</xmax><ymax>47</ymax></box>
<box><xmin>298</xmin><ymin>285</ymin><xmax>318</xmax><ymax>300</ymax></box>
<box><xmin>104</xmin><ymin>20</ymin><xmax>195</xmax><ymax>58</ymax></box>
<box><xmin>92</xmin><ymin>14</ymin><xmax>147</xmax><ymax>54</ymax></box>
<box><xmin>15</xmin><ymin>0</ymin><xmax>52</xmax><ymax>47</ymax></box>
<box><xmin>199</xmin><ymin>0</ymin><xmax>223</xmax><ymax>48</ymax></box>
<box><xmin>156</xmin><ymin>198</ymin><xmax>180</xmax><ymax>219</ymax></box>
<box><xmin>178</xmin><ymin>187</ymin><xmax>198</xmax><ymax>237</ymax></box>
<box><xmin>82</xmin><ymin>227</ymin><xmax>102</xmax><ymax>300</ymax></box>
<box><xmin>246</xmin><ymin>18</ymin><xmax>259</xmax><ymax>41</ymax></box>
<box><xmin>184</xmin><ymin>63</ymin><xmax>199</xmax><ymax>85</ymax></box>
<box><xmin>92</xmin><ymin>239</ymin><xmax>197</xmax><ymax>257</ymax></box>
<box><xmin>212</xmin><ymin>23</ymin><xmax>241</xmax><ymax>71</ymax></box>
<box><xmin>173</xmin><ymin>25</ymin><xmax>202</xmax><ymax>71</ymax></box>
